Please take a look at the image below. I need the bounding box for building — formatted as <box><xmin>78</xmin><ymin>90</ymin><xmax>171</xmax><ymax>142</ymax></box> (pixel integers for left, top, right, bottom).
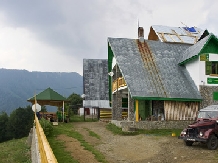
<box><xmin>83</xmin><ymin>59</ymin><xmax>110</xmax><ymax>115</ymax></box>
<box><xmin>108</xmin><ymin>25</ymin><xmax>218</xmax><ymax>121</ymax></box>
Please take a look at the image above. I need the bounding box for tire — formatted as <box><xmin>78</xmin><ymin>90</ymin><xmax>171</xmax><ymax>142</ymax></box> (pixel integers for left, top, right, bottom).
<box><xmin>185</xmin><ymin>140</ymin><xmax>194</xmax><ymax>146</ymax></box>
<box><xmin>207</xmin><ymin>135</ymin><xmax>218</xmax><ymax>150</ymax></box>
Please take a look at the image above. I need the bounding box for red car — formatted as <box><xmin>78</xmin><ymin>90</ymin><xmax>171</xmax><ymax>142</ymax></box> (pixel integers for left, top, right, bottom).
<box><xmin>178</xmin><ymin>105</ymin><xmax>218</xmax><ymax>150</ymax></box>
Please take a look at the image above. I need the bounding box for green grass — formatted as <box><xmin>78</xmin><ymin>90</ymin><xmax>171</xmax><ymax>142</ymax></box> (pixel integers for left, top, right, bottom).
<box><xmin>0</xmin><ymin>137</ymin><xmax>31</xmax><ymax>163</ymax></box>
<box><xmin>85</xmin><ymin>128</ymin><xmax>101</xmax><ymax>139</ymax></box>
<box><xmin>47</xmin><ymin>122</ymin><xmax>108</xmax><ymax>163</ymax></box>
<box><xmin>106</xmin><ymin>123</ymin><xmax>182</xmax><ymax>136</ymax></box>
<box><xmin>69</xmin><ymin>115</ymin><xmax>98</xmax><ymax>122</ymax></box>
<box><xmin>47</xmin><ymin>135</ymin><xmax>79</xmax><ymax>163</ymax></box>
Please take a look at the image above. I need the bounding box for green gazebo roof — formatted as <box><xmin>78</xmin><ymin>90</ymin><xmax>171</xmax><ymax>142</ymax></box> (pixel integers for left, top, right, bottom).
<box><xmin>27</xmin><ymin>87</ymin><xmax>69</xmax><ymax>106</ymax></box>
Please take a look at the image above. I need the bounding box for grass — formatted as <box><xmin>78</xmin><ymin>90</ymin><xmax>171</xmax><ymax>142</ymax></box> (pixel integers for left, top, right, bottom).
<box><xmin>0</xmin><ymin>137</ymin><xmax>31</xmax><ymax>163</ymax></box>
<box><xmin>47</xmin><ymin>122</ymin><xmax>108</xmax><ymax>163</ymax></box>
<box><xmin>47</xmin><ymin>135</ymin><xmax>79</xmax><ymax>163</ymax></box>
<box><xmin>69</xmin><ymin>115</ymin><xmax>98</xmax><ymax>122</ymax></box>
<box><xmin>85</xmin><ymin>128</ymin><xmax>101</xmax><ymax>139</ymax></box>
<box><xmin>106</xmin><ymin>123</ymin><xmax>182</xmax><ymax>136</ymax></box>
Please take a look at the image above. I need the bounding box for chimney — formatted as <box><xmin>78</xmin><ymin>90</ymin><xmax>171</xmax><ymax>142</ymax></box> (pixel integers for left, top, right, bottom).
<box><xmin>138</xmin><ymin>27</ymin><xmax>144</xmax><ymax>42</ymax></box>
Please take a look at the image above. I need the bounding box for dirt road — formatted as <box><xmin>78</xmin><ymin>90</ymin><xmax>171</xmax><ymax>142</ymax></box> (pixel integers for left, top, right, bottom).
<box><xmin>58</xmin><ymin>121</ymin><xmax>218</xmax><ymax>163</ymax></box>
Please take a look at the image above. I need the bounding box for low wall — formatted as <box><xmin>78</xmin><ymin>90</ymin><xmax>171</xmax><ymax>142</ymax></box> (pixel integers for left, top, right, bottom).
<box><xmin>29</xmin><ymin>127</ymin><xmax>41</xmax><ymax>163</ymax></box>
<box><xmin>111</xmin><ymin>120</ymin><xmax>194</xmax><ymax>130</ymax></box>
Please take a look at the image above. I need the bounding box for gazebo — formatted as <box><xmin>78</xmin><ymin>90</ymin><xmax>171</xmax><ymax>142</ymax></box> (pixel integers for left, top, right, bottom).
<box><xmin>27</xmin><ymin>87</ymin><xmax>69</xmax><ymax>122</ymax></box>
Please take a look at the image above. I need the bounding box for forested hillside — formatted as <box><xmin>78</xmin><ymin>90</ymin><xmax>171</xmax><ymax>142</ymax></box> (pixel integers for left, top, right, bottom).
<box><xmin>0</xmin><ymin>68</ymin><xmax>83</xmax><ymax>114</ymax></box>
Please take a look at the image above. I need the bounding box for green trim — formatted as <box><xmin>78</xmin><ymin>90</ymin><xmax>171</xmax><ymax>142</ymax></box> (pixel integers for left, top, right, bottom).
<box><xmin>179</xmin><ymin>55</ymin><xmax>198</xmax><ymax>65</ymax></box>
<box><xmin>179</xmin><ymin>34</ymin><xmax>218</xmax><ymax>65</ymax></box>
<box><xmin>108</xmin><ymin>42</ymin><xmax>114</xmax><ymax>107</ymax></box>
<box><xmin>132</xmin><ymin>96</ymin><xmax>202</xmax><ymax>102</ymax></box>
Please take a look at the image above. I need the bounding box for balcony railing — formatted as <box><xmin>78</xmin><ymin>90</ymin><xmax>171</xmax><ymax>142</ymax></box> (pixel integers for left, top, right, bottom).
<box><xmin>112</xmin><ymin>77</ymin><xmax>127</xmax><ymax>92</ymax></box>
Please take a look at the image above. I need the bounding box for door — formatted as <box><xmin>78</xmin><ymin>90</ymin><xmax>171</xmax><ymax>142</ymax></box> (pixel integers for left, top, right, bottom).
<box><xmin>138</xmin><ymin>100</ymin><xmax>150</xmax><ymax>120</ymax></box>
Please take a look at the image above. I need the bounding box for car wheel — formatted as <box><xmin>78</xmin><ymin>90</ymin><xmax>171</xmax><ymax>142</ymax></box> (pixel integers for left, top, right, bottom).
<box><xmin>207</xmin><ymin>135</ymin><xmax>218</xmax><ymax>150</ymax></box>
<box><xmin>185</xmin><ymin>140</ymin><xmax>194</xmax><ymax>146</ymax></box>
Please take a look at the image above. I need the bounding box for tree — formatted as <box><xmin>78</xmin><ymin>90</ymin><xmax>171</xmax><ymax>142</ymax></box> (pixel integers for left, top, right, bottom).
<box><xmin>7</xmin><ymin>106</ymin><xmax>34</xmax><ymax>139</ymax></box>
<box><xmin>67</xmin><ymin>93</ymin><xmax>83</xmax><ymax>115</ymax></box>
<box><xmin>41</xmin><ymin>105</ymin><xmax>47</xmax><ymax>112</ymax></box>
<box><xmin>0</xmin><ymin>112</ymin><xmax>9</xmax><ymax>142</ymax></box>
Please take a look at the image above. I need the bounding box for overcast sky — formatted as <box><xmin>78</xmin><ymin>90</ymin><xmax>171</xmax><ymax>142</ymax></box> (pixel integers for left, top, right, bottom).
<box><xmin>0</xmin><ymin>0</ymin><xmax>217</xmax><ymax>75</ymax></box>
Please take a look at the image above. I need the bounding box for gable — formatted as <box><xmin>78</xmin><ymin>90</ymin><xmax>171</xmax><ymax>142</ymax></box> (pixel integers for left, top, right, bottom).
<box><xmin>200</xmin><ymin>36</ymin><xmax>218</xmax><ymax>54</ymax></box>
<box><xmin>179</xmin><ymin>34</ymin><xmax>218</xmax><ymax>65</ymax></box>
<box><xmin>108</xmin><ymin>37</ymin><xmax>202</xmax><ymax>101</ymax></box>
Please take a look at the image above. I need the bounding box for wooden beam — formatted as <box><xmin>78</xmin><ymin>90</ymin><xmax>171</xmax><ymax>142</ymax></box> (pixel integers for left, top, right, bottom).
<box><xmin>135</xmin><ymin>100</ymin><xmax>139</xmax><ymax>122</ymax></box>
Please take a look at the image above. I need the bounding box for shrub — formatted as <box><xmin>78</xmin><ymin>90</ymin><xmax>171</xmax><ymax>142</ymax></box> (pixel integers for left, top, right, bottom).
<box><xmin>39</xmin><ymin>118</ymin><xmax>53</xmax><ymax>136</ymax></box>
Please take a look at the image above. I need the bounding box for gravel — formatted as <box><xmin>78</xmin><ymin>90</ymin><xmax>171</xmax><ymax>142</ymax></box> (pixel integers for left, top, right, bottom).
<box><xmin>65</xmin><ymin>121</ymin><xmax>218</xmax><ymax>163</ymax></box>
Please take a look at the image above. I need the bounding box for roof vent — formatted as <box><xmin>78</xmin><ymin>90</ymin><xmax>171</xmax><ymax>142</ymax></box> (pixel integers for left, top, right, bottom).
<box><xmin>138</xmin><ymin>27</ymin><xmax>144</xmax><ymax>42</ymax></box>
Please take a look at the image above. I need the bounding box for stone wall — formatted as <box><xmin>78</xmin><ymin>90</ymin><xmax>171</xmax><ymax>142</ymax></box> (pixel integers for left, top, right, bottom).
<box><xmin>112</xmin><ymin>92</ymin><xmax>122</xmax><ymax>120</ymax></box>
<box><xmin>128</xmin><ymin>92</ymin><xmax>134</xmax><ymax>121</ymax></box>
<box><xmin>199</xmin><ymin>85</ymin><xmax>218</xmax><ymax>109</ymax></box>
<box><xmin>111</xmin><ymin>120</ymin><xmax>194</xmax><ymax>130</ymax></box>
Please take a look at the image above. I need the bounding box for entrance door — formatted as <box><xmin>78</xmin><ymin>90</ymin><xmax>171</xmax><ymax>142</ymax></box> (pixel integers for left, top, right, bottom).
<box><xmin>138</xmin><ymin>100</ymin><xmax>150</xmax><ymax>120</ymax></box>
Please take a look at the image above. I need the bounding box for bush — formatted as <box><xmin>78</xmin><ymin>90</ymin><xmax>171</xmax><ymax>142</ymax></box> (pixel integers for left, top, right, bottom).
<box><xmin>39</xmin><ymin>118</ymin><xmax>53</xmax><ymax>136</ymax></box>
<box><xmin>0</xmin><ymin>112</ymin><xmax>9</xmax><ymax>142</ymax></box>
<box><xmin>7</xmin><ymin>106</ymin><xmax>34</xmax><ymax>139</ymax></box>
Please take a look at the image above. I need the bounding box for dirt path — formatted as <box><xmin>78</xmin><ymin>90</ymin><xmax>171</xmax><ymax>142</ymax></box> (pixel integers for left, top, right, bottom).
<box><xmin>58</xmin><ymin>121</ymin><xmax>218</xmax><ymax>163</ymax></box>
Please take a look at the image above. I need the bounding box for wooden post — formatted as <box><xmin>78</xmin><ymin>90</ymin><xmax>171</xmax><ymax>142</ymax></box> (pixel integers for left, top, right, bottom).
<box><xmin>136</xmin><ymin>100</ymin><xmax>139</xmax><ymax>122</ymax></box>
<box><xmin>63</xmin><ymin>101</ymin><xmax>65</xmax><ymax>122</ymax></box>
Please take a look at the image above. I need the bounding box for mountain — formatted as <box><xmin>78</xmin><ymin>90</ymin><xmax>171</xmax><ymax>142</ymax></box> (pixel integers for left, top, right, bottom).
<box><xmin>0</xmin><ymin>68</ymin><xmax>83</xmax><ymax>114</ymax></box>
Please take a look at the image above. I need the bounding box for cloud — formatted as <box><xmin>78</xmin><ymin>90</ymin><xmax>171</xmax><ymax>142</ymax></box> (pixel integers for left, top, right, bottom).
<box><xmin>0</xmin><ymin>0</ymin><xmax>217</xmax><ymax>75</ymax></box>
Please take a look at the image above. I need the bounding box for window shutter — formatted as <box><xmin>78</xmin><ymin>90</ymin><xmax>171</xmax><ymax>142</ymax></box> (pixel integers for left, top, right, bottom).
<box><xmin>205</xmin><ymin>61</ymin><xmax>212</xmax><ymax>75</ymax></box>
<box><xmin>213</xmin><ymin>92</ymin><xmax>218</xmax><ymax>101</ymax></box>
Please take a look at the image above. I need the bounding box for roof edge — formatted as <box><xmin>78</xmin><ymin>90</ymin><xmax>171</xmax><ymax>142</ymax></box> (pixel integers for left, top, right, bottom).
<box><xmin>132</xmin><ymin>96</ymin><xmax>202</xmax><ymax>102</ymax></box>
<box><xmin>179</xmin><ymin>34</ymin><xmax>217</xmax><ymax>65</ymax></box>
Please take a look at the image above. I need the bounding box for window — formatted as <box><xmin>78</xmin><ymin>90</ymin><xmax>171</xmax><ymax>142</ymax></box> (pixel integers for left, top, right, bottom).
<box><xmin>205</xmin><ymin>61</ymin><xmax>218</xmax><ymax>75</ymax></box>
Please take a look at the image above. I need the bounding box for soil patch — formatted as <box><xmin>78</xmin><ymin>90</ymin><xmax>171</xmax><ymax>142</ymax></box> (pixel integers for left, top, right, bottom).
<box><xmin>59</xmin><ymin>121</ymin><xmax>218</xmax><ymax>163</ymax></box>
<box><xmin>57</xmin><ymin>134</ymin><xmax>99</xmax><ymax>163</ymax></box>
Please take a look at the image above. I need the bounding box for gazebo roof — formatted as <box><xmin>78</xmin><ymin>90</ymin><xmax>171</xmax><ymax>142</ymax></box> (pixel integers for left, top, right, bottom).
<box><xmin>27</xmin><ymin>87</ymin><xmax>69</xmax><ymax>106</ymax></box>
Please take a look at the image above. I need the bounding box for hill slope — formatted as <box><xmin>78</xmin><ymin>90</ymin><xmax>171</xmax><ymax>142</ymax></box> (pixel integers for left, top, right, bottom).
<box><xmin>0</xmin><ymin>69</ymin><xmax>83</xmax><ymax>114</ymax></box>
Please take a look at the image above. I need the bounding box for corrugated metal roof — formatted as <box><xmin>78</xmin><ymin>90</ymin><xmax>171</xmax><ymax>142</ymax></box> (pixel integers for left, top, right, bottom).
<box><xmin>108</xmin><ymin>37</ymin><xmax>202</xmax><ymax>100</ymax></box>
<box><xmin>151</xmin><ymin>25</ymin><xmax>204</xmax><ymax>44</ymax></box>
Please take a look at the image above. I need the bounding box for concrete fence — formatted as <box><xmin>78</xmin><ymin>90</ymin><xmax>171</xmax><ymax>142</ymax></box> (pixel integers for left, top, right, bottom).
<box><xmin>29</xmin><ymin>114</ymin><xmax>58</xmax><ymax>163</ymax></box>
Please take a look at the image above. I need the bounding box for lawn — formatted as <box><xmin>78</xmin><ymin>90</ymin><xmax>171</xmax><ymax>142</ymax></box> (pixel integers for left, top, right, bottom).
<box><xmin>0</xmin><ymin>137</ymin><xmax>31</xmax><ymax>163</ymax></box>
<box><xmin>47</xmin><ymin>122</ymin><xmax>108</xmax><ymax>163</ymax></box>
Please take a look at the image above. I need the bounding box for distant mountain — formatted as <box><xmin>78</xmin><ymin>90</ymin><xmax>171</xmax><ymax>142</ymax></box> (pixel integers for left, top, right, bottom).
<box><xmin>0</xmin><ymin>69</ymin><xmax>83</xmax><ymax>114</ymax></box>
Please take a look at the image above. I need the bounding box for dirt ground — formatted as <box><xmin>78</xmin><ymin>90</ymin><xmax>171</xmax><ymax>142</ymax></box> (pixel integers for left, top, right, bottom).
<box><xmin>57</xmin><ymin>121</ymin><xmax>218</xmax><ymax>163</ymax></box>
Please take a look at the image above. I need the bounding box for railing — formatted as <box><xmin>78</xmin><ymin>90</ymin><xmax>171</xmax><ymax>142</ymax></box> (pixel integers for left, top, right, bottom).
<box><xmin>100</xmin><ymin>109</ymin><xmax>127</xmax><ymax>119</ymax></box>
<box><xmin>112</xmin><ymin>77</ymin><xmax>127</xmax><ymax>92</ymax></box>
<box><xmin>35</xmin><ymin>114</ymin><xmax>58</xmax><ymax>163</ymax></box>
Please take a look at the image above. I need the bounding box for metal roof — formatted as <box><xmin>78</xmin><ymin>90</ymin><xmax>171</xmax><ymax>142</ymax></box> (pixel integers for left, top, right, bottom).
<box><xmin>151</xmin><ymin>25</ymin><xmax>204</xmax><ymax>44</ymax></box>
<box><xmin>83</xmin><ymin>100</ymin><xmax>110</xmax><ymax>108</ymax></box>
<box><xmin>200</xmin><ymin>105</ymin><xmax>218</xmax><ymax>111</ymax></box>
<box><xmin>27</xmin><ymin>87</ymin><xmax>68</xmax><ymax>106</ymax></box>
<box><xmin>108</xmin><ymin>37</ymin><xmax>202</xmax><ymax>100</ymax></box>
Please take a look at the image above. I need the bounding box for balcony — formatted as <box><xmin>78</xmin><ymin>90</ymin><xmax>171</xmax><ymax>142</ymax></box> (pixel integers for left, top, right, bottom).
<box><xmin>112</xmin><ymin>77</ymin><xmax>127</xmax><ymax>92</ymax></box>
